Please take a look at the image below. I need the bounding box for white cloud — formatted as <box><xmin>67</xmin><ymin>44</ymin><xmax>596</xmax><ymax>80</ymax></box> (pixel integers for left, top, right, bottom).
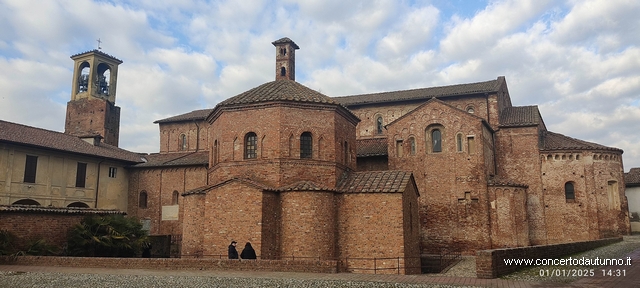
<box><xmin>440</xmin><ymin>0</ymin><xmax>553</xmax><ymax>59</ymax></box>
<box><xmin>1</xmin><ymin>0</ymin><xmax>640</xmax><ymax>170</ymax></box>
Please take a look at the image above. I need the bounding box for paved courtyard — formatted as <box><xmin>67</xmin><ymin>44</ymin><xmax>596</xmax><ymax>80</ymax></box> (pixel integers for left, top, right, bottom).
<box><xmin>1</xmin><ymin>236</ymin><xmax>639</xmax><ymax>288</ymax></box>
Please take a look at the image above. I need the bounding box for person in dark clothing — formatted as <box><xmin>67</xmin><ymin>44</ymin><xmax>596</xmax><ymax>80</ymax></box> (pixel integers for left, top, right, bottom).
<box><xmin>228</xmin><ymin>241</ymin><xmax>238</xmax><ymax>259</ymax></box>
<box><xmin>240</xmin><ymin>242</ymin><xmax>257</xmax><ymax>260</ymax></box>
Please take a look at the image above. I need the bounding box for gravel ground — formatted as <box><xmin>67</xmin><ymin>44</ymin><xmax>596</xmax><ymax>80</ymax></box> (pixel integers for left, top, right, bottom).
<box><xmin>0</xmin><ymin>236</ymin><xmax>637</xmax><ymax>288</ymax></box>
<box><xmin>0</xmin><ymin>271</ymin><xmax>476</xmax><ymax>288</ymax></box>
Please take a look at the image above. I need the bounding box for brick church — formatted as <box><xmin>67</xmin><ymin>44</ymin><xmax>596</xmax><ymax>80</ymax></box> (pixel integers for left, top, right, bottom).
<box><xmin>0</xmin><ymin>38</ymin><xmax>630</xmax><ymax>273</ymax></box>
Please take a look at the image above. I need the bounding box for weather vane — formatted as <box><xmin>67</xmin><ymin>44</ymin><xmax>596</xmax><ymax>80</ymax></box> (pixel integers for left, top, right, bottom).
<box><xmin>96</xmin><ymin>38</ymin><xmax>102</xmax><ymax>50</ymax></box>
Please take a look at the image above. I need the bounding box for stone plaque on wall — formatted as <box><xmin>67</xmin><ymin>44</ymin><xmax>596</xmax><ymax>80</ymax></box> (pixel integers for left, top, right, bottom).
<box><xmin>162</xmin><ymin>205</ymin><xmax>179</xmax><ymax>221</ymax></box>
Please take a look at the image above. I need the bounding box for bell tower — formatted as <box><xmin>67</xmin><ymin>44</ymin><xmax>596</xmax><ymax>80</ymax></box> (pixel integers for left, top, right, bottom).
<box><xmin>272</xmin><ymin>37</ymin><xmax>299</xmax><ymax>81</ymax></box>
<box><xmin>65</xmin><ymin>50</ymin><xmax>123</xmax><ymax>146</ymax></box>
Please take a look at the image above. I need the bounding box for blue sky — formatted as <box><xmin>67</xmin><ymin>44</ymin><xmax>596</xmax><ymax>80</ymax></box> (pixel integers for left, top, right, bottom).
<box><xmin>1</xmin><ymin>0</ymin><xmax>640</xmax><ymax>170</ymax></box>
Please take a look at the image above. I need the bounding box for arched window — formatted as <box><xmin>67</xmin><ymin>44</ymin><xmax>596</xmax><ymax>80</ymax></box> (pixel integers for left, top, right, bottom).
<box><xmin>280</xmin><ymin>67</ymin><xmax>286</xmax><ymax>76</ymax></box>
<box><xmin>456</xmin><ymin>133</ymin><xmax>463</xmax><ymax>152</ymax></box>
<box><xmin>12</xmin><ymin>199</ymin><xmax>41</xmax><ymax>206</ymax></box>
<box><xmin>409</xmin><ymin>137</ymin><xmax>416</xmax><ymax>155</ymax></box>
<box><xmin>96</xmin><ymin>63</ymin><xmax>111</xmax><ymax>95</ymax></box>
<box><xmin>432</xmin><ymin>129</ymin><xmax>442</xmax><ymax>152</ymax></box>
<box><xmin>565</xmin><ymin>182</ymin><xmax>575</xmax><ymax>201</ymax></box>
<box><xmin>376</xmin><ymin>116</ymin><xmax>384</xmax><ymax>134</ymax></box>
<box><xmin>68</xmin><ymin>202</ymin><xmax>89</xmax><ymax>208</ymax></box>
<box><xmin>139</xmin><ymin>191</ymin><xmax>148</xmax><ymax>209</ymax></box>
<box><xmin>245</xmin><ymin>132</ymin><xmax>257</xmax><ymax>159</ymax></box>
<box><xmin>300</xmin><ymin>132</ymin><xmax>312</xmax><ymax>159</ymax></box>
<box><xmin>180</xmin><ymin>134</ymin><xmax>187</xmax><ymax>151</ymax></box>
<box><xmin>78</xmin><ymin>62</ymin><xmax>90</xmax><ymax>93</ymax></box>
<box><xmin>172</xmin><ymin>190</ymin><xmax>179</xmax><ymax>205</ymax></box>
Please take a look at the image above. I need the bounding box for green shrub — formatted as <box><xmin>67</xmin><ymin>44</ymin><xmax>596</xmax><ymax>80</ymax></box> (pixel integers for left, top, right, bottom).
<box><xmin>0</xmin><ymin>230</ymin><xmax>17</xmax><ymax>256</ymax></box>
<box><xmin>67</xmin><ymin>215</ymin><xmax>149</xmax><ymax>257</ymax></box>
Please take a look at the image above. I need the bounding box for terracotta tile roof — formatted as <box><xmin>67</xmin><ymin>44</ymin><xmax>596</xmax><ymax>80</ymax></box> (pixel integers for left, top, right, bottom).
<box><xmin>500</xmin><ymin>106</ymin><xmax>543</xmax><ymax>127</ymax></box>
<box><xmin>272</xmin><ymin>37</ymin><xmax>300</xmax><ymax>49</ymax></box>
<box><xmin>357</xmin><ymin>138</ymin><xmax>388</xmax><ymax>157</ymax></box>
<box><xmin>267</xmin><ymin>181</ymin><xmax>335</xmax><ymax>192</ymax></box>
<box><xmin>218</xmin><ymin>80</ymin><xmax>339</xmax><ymax>107</ymax></box>
<box><xmin>154</xmin><ymin>109</ymin><xmax>213</xmax><ymax>124</ymax></box>
<box><xmin>0</xmin><ymin>120</ymin><xmax>142</xmax><ymax>163</ymax></box>
<box><xmin>132</xmin><ymin>151</ymin><xmax>209</xmax><ymax>168</ymax></box>
<box><xmin>0</xmin><ymin>204</ymin><xmax>125</xmax><ymax>215</ymax></box>
<box><xmin>70</xmin><ymin>49</ymin><xmax>123</xmax><ymax>63</ymax></box>
<box><xmin>183</xmin><ymin>178</ymin><xmax>273</xmax><ymax>196</ymax></box>
<box><xmin>333</xmin><ymin>78</ymin><xmax>500</xmax><ymax>106</ymax></box>
<box><xmin>625</xmin><ymin>168</ymin><xmax>640</xmax><ymax>187</ymax></box>
<box><xmin>336</xmin><ymin>170</ymin><xmax>413</xmax><ymax>193</ymax></box>
<box><xmin>540</xmin><ymin>131</ymin><xmax>622</xmax><ymax>152</ymax></box>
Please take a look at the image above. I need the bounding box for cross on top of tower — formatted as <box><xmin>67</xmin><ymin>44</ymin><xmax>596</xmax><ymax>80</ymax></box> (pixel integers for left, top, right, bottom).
<box><xmin>96</xmin><ymin>38</ymin><xmax>102</xmax><ymax>50</ymax></box>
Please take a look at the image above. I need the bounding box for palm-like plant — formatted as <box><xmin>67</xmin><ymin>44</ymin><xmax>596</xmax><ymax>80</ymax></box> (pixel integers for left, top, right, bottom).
<box><xmin>67</xmin><ymin>215</ymin><xmax>148</xmax><ymax>257</ymax></box>
<box><xmin>0</xmin><ymin>230</ymin><xmax>17</xmax><ymax>256</ymax></box>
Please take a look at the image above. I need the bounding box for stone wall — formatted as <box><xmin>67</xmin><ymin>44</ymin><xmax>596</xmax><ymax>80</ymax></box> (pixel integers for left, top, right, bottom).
<box><xmin>476</xmin><ymin>237</ymin><xmax>623</xmax><ymax>278</ymax></box>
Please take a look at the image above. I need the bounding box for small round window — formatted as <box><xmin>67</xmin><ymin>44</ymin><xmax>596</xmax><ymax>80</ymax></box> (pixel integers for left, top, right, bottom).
<box><xmin>466</xmin><ymin>107</ymin><xmax>475</xmax><ymax>114</ymax></box>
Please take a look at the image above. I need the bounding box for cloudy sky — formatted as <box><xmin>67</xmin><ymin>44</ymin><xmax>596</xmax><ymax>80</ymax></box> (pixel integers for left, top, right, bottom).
<box><xmin>1</xmin><ymin>0</ymin><xmax>639</xmax><ymax>170</ymax></box>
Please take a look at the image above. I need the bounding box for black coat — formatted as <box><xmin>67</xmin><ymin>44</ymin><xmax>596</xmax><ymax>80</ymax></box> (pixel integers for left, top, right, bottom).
<box><xmin>240</xmin><ymin>245</ymin><xmax>257</xmax><ymax>259</ymax></box>
<box><xmin>228</xmin><ymin>244</ymin><xmax>239</xmax><ymax>259</ymax></box>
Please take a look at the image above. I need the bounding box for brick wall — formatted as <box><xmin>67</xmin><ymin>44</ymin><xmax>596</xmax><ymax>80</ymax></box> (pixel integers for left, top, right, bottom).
<box><xmin>494</xmin><ymin>126</ymin><xmax>545</xmax><ymax>244</ymax></box>
<box><xmin>356</xmin><ymin>156</ymin><xmax>388</xmax><ymax>171</ymax></box>
<box><xmin>541</xmin><ymin>151</ymin><xmax>629</xmax><ymax>243</ymax></box>
<box><xmin>476</xmin><ymin>237</ymin><xmax>622</xmax><ymax>278</ymax></box>
<box><xmin>280</xmin><ymin>191</ymin><xmax>336</xmax><ymax>259</ymax></box>
<box><xmin>488</xmin><ymin>186</ymin><xmax>529</xmax><ymax>248</ymax></box>
<box><xmin>128</xmin><ymin>166</ymin><xmax>207</xmax><ymax>236</ymax></box>
<box><xmin>0</xmin><ymin>211</ymin><xmax>124</xmax><ymax>251</ymax></box>
<box><xmin>65</xmin><ymin>97</ymin><xmax>120</xmax><ymax>147</ymax></box>
<box><xmin>386</xmin><ymin>100</ymin><xmax>492</xmax><ymax>254</ymax></box>
<box><xmin>208</xmin><ymin>104</ymin><xmax>356</xmax><ymax>188</ymax></box>
<box><xmin>337</xmin><ymin>192</ymin><xmax>410</xmax><ymax>274</ymax></box>
<box><xmin>1</xmin><ymin>256</ymin><xmax>338</xmax><ymax>273</ymax></box>
<box><xmin>158</xmin><ymin>121</ymin><xmax>209</xmax><ymax>153</ymax></box>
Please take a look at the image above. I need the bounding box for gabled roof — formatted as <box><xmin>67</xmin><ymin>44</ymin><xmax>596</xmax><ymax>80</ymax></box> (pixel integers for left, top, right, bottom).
<box><xmin>333</xmin><ymin>78</ymin><xmax>501</xmax><ymax>106</ymax></box>
<box><xmin>625</xmin><ymin>168</ymin><xmax>640</xmax><ymax>187</ymax></box>
<box><xmin>386</xmin><ymin>97</ymin><xmax>488</xmax><ymax>128</ymax></box>
<box><xmin>132</xmin><ymin>151</ymin><xmax>209</xmax><ymax>168</ymax></box>
<box><xmin>540</xmin><ymin>131</ymin><xmax>622</xmax><ymax>152</ymax></box>
<box><xmin>500</xmin><ymin>106</ymin><xmax>544</xmax><ymax>128</ymax></box>
<box><xmin>154</xmin><ymin>109</ymin><xmax>213</xmax><ymax>124</ymax></box>
<box><xmin>70</xmin><ymin>49</ymin><xmax>123</xmax><ymax>63</ymax></box>
<box><xmin>183</xmin><ymin>178</ymin><xmax>273</xmax><ymax>196</ymax></box>
<box><xmin>266</xmin><ymin>181</ymin><xmax>335</xmax><ymax>192</ymax></box>
<box><xmin>357</xmin><ymin>138</ymin><xmax>388</xmax><ymax>157</ymax></box>
<box><xmin>336</xmin><ymin>170</ymin><xmax>414</xmax><ymax>193</ymax></box>
<box><xmin>0</xmin><ymin>120</ymin><xmax>142</xmax><ymax>163</ymax></box>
